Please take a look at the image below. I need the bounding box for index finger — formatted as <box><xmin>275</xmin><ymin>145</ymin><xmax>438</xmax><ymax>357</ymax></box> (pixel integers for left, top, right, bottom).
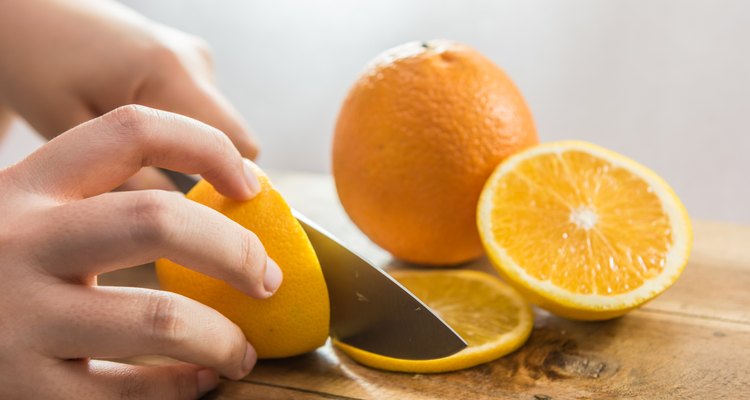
<box><xmin>9</xmin><ymin>105</ymin><xmax>259</xmax><ymax>200</ymax></box>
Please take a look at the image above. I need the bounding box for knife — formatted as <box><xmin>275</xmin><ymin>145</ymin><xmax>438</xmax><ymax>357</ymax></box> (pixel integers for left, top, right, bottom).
<box><xmin>160</xmin><ymin>169</ymin><xmax>467</xmax><ymax>360</ymax></box>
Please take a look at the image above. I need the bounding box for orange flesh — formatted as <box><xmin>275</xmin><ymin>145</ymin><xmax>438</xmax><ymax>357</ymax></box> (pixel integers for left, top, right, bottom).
<box><xmin>396</xmin><ymin>273</ymin><xmax>522</xmax><ymax>347</ymax></box>
<box><xmin>490</xmin><ymin>150</ymin><xmax>673</xmax><ymax>295</ymax></box>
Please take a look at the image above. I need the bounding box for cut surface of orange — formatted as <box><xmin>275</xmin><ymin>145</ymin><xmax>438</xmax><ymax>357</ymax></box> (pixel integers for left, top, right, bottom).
<box><xmin>334</xmin><ymin>270</ymin><xmax>532</xmax><ymax>373</ymax></box>
<box><xmin>477</xmin><ymin>141</ymin><xmax>692</xmax><ymax>320</ymax></box>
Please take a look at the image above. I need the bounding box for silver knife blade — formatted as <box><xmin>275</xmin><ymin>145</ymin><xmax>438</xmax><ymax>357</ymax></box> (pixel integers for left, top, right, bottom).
<box><xmin>293</xmin><ymin>211</ymin><xmax>466</xmax><ymax>360</ymax></box>
<box><xmin>159</xmin><ymin>168</ymin><xmax>467</xmax><ymax>359</ymax></box>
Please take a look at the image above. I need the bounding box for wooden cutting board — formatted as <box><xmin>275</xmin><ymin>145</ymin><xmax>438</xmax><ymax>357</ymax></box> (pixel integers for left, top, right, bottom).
<box><xmin>101</xmin><ymin>171</ymin><xmax>750</xmax><ymax>399</ymax></box>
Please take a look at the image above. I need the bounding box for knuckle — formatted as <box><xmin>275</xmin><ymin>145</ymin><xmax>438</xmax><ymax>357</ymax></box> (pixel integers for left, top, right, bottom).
<box><xmin>204</xmin><ymin>124</ymin><xmax>234</xmax><ymax>155</ymax></box>
<box><xmin>198</xmin><ymin>128</ymin><xmax>238</xmax><ymax>175</ymax></box>
<box><xmin>148</xmin><ymin>42</ymin><xmax>188</xmax><ymax>75</ymax></box>
<box><xmin>145</xmin><ymin>291</ymin><xmax>185</xmax><ymax>347</ymax></box>
<box><xmin>129</xmin><ymin>191</ymin><xmax>180</xmax><ymax>245</ymax></box>
<box><xmin>239</xmin><ymin>230</ymin><xmax>267</xmax><ymax>282</ymax></box>
<box><xmin>103</xmin><ymin>104</ymin><xmax>155</xmax><ymax>140</ymax></box>
<box><xmin>213</xmin><ymin>323</ymin><xmax>247</xmax><ymax>373</ymax></box>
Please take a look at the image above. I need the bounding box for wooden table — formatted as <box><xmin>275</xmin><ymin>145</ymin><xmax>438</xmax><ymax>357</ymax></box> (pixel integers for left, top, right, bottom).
<box><xmin>101</xmin><ymin>172</ymin><xmax>750</xmax><ymax>399</ymax></box>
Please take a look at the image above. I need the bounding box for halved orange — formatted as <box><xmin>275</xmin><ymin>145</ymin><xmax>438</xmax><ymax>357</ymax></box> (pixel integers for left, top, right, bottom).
<box><xmin>477</xmin><ymin>141</ymin><xmax>692</xmax><ymax>320</ymax></box>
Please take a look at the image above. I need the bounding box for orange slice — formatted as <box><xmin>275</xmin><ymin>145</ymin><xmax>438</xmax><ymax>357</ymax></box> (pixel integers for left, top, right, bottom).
<box><xmin>334</xmin><ymin>270</ymin><xmax>532</xmax><ymax>373</ymax></box>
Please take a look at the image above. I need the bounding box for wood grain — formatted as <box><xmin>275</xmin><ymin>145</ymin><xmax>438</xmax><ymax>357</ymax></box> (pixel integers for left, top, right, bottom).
<box><xmin>101</xmin><ymin>171</ymin><xmax>750</xmax><ymax>399</ymax></box>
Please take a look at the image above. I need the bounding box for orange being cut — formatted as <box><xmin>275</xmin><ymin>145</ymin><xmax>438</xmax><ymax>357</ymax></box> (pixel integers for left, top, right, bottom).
<box><xmin>477</xmin><ymin>141</ymin><xmax>692</xmax><ymax>320</ymax></box>
<box><xmin>156</xmin><ymin>163</ymin><xmax>329</xmax><ymax>358</ymax></box>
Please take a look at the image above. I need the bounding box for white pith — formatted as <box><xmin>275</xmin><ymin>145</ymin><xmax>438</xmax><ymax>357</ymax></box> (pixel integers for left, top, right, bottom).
<box><xmin>570</xmin><ymin>206</ymin><xmax>598</xmax><ymax>230</ymax></box>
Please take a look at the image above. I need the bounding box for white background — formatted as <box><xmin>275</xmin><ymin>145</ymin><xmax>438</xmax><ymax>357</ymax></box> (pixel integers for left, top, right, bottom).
<box><xmin>1</xmin><ymin>0</ymin><xmax>748</xmax><ymax>223</ymax></box>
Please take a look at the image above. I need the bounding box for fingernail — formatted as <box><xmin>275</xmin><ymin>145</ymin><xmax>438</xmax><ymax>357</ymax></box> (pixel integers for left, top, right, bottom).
<box><xmin>196</xmin><ymin>368</ymin><xmax>219</xmax><ymax>396</ymax></box>
<box><xmin>263</xmin><ymin>257</ymin><xmax>283</xmax><ymax>295</ymax></box>
<box><xmin>243</xmin><ymin>158</ymin><xmax>261</xmax><ymax>197</ymax></box>
<box><xmin>242</xmin><ymin>342</ymin><xmax>257</xmax><ymax>375</ymax></box>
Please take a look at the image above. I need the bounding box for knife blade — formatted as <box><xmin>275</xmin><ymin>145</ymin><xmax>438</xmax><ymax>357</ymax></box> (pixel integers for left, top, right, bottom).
<box><xmin>292</xmin><ymin>210</ymin><xmax>466</xmax><ymax>359</ymax></box>
<box><xmin>159</xmin><ymin>168</ymin><xmax>467</xmax><ymax>359</ymax></box>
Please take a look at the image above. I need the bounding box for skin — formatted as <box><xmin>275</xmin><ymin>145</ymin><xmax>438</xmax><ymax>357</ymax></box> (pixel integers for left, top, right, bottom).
<box><xmin>0</xmin><ymin>0</ymin><xmax>259</xmax><ymax>189</ymax></box>
<box><xmin>0</xmin><ymin>1</ymin><xmax>280</xmax><ymax>399</ymax></box>
<box><xmin>0</xmin><ymin>106</ymin><xmax>10</xmax><ymax>142</ymax></box>
<box><xmin>0</xmin><ymin>106</ymin><xmax>283</xmax><ymax>398</ymax></box>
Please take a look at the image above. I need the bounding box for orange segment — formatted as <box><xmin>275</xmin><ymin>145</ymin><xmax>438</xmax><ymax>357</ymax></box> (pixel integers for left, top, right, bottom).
<box><xmin>477</xmin><ymin>141</ymin><xmax>692</xmax><ymax>320</ymax></box>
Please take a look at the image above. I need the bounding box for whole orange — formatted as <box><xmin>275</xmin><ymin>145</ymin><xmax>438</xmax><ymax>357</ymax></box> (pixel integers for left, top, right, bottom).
<box><xmin>333</xmin><ymin>40</ymin><xmax>538</xmax><ymax>265</ymax></box>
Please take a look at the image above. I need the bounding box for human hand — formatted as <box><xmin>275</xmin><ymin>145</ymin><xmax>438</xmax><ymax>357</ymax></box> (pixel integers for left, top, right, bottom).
<box><xmin>0</xmin><ymin>105</ymin><xmax>11</xmax><ymax>142</ymax></box>
<box><xmin>0</xmin><ymin>0</ymin><xmax>258</xmax><ymax>189</ymax></box>
<box><xmin>0</xmin><ymin>105</ymin><xmax>282</xmax><ymax>399</ymax></box>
